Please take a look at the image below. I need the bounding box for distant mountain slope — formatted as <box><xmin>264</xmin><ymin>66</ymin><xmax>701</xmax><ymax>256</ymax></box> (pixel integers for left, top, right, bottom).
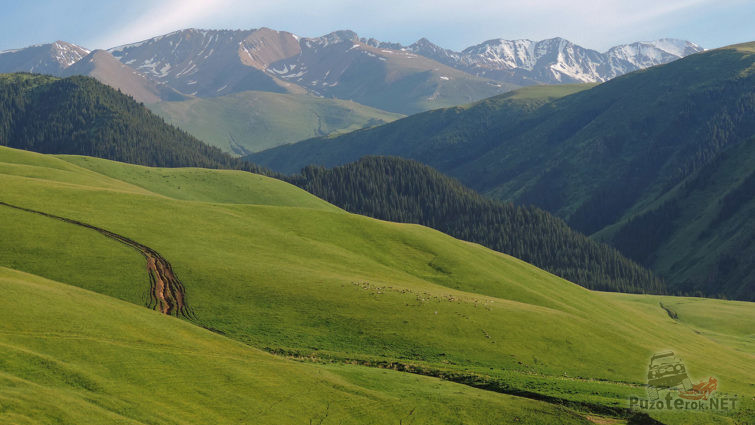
<box><xmin>0</xmin><ymin>31</ymin><xmax>701</xmax><ymax>113</ymax></box>
<box><xmin>0</xmin><ymin>42</ymin><xmax>184</xmax><ymax>103</ymax></box>
<box><xmin>288</xmin><ymin>156</ymin><xmax>664</xmax><ymax>293</ymax></box>
<box><xmin>250</xmin><ymin>42</ymin><xmax>755</xmax><ymax>299</ymax></box>
<box><xmin>386</xmin><ymin>37</ymin><xmax>702</xmax><ymax>84</ymax></box>
<box><xmin>108</xmin><ymin>28</ymin><xmax>699</xmax><ymax>113</ymax></box>
<box><xmin>248</xmin><ymin>83</ymin><xmax>593</xmax><ymax>173</ymax></box>
<box><xmin>604</xmin><ymin>39</ymin><xmax>701</xmax><ymax>71</ymax></box>
<box><xmin>0</xmin><ymin>73</ymin><xmax>267</xmax><ymax>173</ymax></box>
<box><xmin>108</xmin><ymin>28</ymin><xmax>294</xmax><ymax>97</ymax></box>
<box><xmin>0</xmin><ymin>41</ymin><xmax>89</xmax><ymax>74</ymax></box>
<box><xmin>149</xmin><ymin>90</ymin><xmax>403</xmax><ymax>154</ymax></box>
<box><xmin>259</xmin><ymin>30</ymin><xmax>516</xmax><ymax>113</ymax></box>
<box><xmin>61</xmin><ymin>50</ymin><xmax>186</xmax><ymax>103</ymax></box>
<box><xmin>109</xmin><ymin>28</ymin><xmax>514</xmax><ymax>114</ymax></box>
<box><xmin>605</xmin><ymin>136</ymin><xmax>755</xmax><ymax>300</ymax></box>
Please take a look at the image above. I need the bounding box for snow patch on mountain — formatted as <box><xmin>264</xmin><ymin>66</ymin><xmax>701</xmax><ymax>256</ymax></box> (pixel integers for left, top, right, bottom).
<box><xmin>407</xmin><ymin>36</ymin><xmax>701</xmax><ymax>84</ymax></box>
<box><xmin>650</xmin><ymin>38</ymin><xmax>703</xmax><ymax>57</ymax></box>
<box><xmin>0</xmin><ymin>41</ymin><xmax>90</xmax><ymax>75</ymax></box>
<box><xmin>50</xmin><ymin>41</ymin><xmax>90</xmax><ymax>67</ymax></box>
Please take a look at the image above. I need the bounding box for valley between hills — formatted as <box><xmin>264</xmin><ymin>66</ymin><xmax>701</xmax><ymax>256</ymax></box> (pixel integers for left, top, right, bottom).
<box><xmin>0</xmin><ymin>17</ymin><xmax>752</xmax><ymax>425</ymax></box>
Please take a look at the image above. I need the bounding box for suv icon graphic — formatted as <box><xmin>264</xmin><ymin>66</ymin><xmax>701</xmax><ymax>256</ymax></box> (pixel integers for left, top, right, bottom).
<box><xmin>647</xmin><ymin>351</ymin><xmax>693</xmax><ymax>399</ymax></box>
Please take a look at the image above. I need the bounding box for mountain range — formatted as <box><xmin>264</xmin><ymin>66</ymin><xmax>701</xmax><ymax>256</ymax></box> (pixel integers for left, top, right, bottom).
<box><xmin>0</xmin><ymin>29</ymin><xmax>702</xmax><ymax>109</ymax></box>
<box><xmin>0</xmin><ymin>30</ymin><xmax>702</xmax><ymax>101</ymax></box>
<box><xmin>387</xmin><ymin>37</ymin><xmax>702</xmax><ymax>84</ymax></box>
<box><xmin>105</xmin><ymin>28</ymin><xmax>515</xmax><ymax>114</ymax></box>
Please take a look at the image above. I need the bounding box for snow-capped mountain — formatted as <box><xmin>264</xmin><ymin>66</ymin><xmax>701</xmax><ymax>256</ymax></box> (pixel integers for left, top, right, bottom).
<box><xmin>61</xmin><ymin>50</ymin><xmax>185</xmax><ymax>103</ymax></box>
<box><xmin>408</xmin><ymin>37</ymin><xmax>703</xmax><ymax>84</ymax></box>
<box><xmin>604</xmin><ymin>39</ymin><xmax>703</xmax><ymax>75</ymax></box>
<box><xmin>106</xmin><ymin>28</ymin><xmax>514</xmax><ymax>113</ymax></box>
<box><xmin>108</xmin><ymin>28</ymin><xmax>292</xmax><ymax>97</ymax></box>
<box><xmin>0</xmin><ymin>41</ymin><xmax>89</xmax><ymax>75</ymax></box>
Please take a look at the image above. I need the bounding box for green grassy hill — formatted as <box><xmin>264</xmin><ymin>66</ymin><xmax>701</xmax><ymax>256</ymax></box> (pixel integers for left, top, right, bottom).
<box><xmin>247</xmin><ymin>83</ymin><xmax>593</xmax><ymax>174</ymax></box>
<box><xmin>62</xmin><ymin>154</ymin><xmax>337</xmax><ymax>209</ymax></box>
<box><xmin>1</xmin><ymin>267</ymin><xmax>595</xmax><ymax>425</ymax></box>
<box><xmin>249</xmin><ymin>43</ymin><xmax>755</xmax><ymax>299</ymax></box>
<box><xmin>1</xmin><ymin>146</ymin><xmax>752</xmax><ymax>424</ymax></box>
<box><xmin>150</xmin><ymin>91</ymin><xmax>403</xmax><ymax>155</ymax></box>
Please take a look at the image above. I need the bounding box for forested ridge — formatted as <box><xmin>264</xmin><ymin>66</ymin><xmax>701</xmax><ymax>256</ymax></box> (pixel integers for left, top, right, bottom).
<box><xmin>0</xmin><ymin>73</ymin><xmax>269</xmax><ymax>174</ymax></box>
<box><xmin>288</xmin><ymin>156</ymin><xmax>665</xmax><ymax>293</ymax></box>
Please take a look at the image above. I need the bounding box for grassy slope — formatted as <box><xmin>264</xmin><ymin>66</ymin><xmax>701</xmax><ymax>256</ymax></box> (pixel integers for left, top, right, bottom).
<box><xmin>247</xmin><ymin>83</ymin><xmax>594</xmax><ymax>174</ymax></box>
<box><xmin>608</xmin><ymin>293</ymin><xmax>755</xmax><ymax>355</ymax></box>
<box><xmin>284</xmin><ymin>43</ymin><xmax>519</xmax><ymax>115</ymax></box>
<box><xmin>465</xmin><ymin>43</ymin><xmax>755</xmax><ymax>223</ymax></box>
<box><xmin>0</xmin><ymin>267</ymin><xmax>593</xmax><ymax>425</ymax></box>
<box><xmin>149</xmin><ymin>91</ymin><xmax>404</xmax><ymax>155</ymax></box>
<box><xmin>1</xmin><ymin>147</ymin><xmax>753</xmax><ymax>424</ymax></box>
<box><xmin>62</xmin><ymin>155</ymin><xmax>338</xmax><ymax>210</ymax></box>
<box><xmin>596</xmin><ymin>135</ymin><xmax>755</xmax><ymax>299</ymax></box>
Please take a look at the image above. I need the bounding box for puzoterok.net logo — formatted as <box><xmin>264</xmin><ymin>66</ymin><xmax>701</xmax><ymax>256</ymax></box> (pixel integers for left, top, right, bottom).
<box><xmin>628</xmin><ymin>351</ymin><xmax>739</xmax><ymax>411</ymax></box>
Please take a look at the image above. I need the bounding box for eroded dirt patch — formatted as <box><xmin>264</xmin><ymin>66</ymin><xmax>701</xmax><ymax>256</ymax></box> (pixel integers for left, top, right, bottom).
<box><xmin>1</xmin><ymin>201</ymin><xmax>195</xmax><ymax>318</ymax></box>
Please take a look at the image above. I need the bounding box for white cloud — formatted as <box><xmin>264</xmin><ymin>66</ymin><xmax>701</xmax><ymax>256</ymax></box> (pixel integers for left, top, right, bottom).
<box><xmin>96</xmin><ymin>0</ymin><xmax>232</xmax><ymax>48</ymax></box>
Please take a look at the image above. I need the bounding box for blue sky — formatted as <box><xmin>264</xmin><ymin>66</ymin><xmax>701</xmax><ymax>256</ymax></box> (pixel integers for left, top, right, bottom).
<box><xmin>2</xmin><ymin>0</ymin><xmax>753</xmax><ymax>52</ymax></box>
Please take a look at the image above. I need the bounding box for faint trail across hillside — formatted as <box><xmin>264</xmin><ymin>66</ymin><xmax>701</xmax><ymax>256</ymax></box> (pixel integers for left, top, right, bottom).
<box><xmin>0</xmin><ymin>201</ymin><xmax>195</xmax><ymax>319</ymax></box>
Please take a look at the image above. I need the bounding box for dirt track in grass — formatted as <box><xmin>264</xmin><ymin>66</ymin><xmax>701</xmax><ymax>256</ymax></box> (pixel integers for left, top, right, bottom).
<box><xmin>0</xmin><ymin>201</ymin><xmax>194</xmax><ymax>318</ymax></box>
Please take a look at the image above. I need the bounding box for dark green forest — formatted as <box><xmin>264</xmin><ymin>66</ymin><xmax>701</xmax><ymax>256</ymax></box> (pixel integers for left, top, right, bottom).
<box><xmin>288</xmin><ymin>156</ymin><xmax>665</xmax><ymax>293</ymax></box>
<box><xmin>0</xmin><ymin>73</ymin><xmax>268</xmax><ymax>174</ymax></box>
